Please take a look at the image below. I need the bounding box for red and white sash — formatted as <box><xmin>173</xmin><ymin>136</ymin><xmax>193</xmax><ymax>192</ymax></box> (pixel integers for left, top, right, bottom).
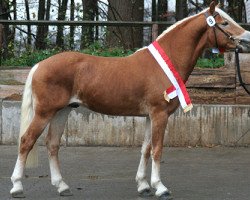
<box><xmin>148</xmin><ymin>41</ymin><xmax>193</xmax><ymax>113</ymax></box>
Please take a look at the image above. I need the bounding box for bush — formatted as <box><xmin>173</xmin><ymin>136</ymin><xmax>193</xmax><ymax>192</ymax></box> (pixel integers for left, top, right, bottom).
<box><xmin>195</xmin><ymin>55</ymin><xmax>224</xmax><ymax>68</ymax></box>
<box><xmin>0</xmin><ymin>43</ymin><xmax>134</xmax><ymax>68</ymax></box>
<box><xmin>0</xmin><ymin>43</ymin><xmax>224</xmax><ymax>68</ymax></box>
<box><xmin>1</xmin><ymin>49</ymin><xmax>61</xmax><ymax>68</ymax></box>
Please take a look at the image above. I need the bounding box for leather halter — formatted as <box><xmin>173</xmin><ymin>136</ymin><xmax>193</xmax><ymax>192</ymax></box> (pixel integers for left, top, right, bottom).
<box><xmin>204</xmin><ymin>11</ymin><xmax>239</xmax><ymax>49</ymax></box>
<box><xmin>205</xmin><ymin>11</ymin><xmax>250</xmax><ymax>95</ymax></box>
<box><xmin>204</xmin><ymin>11</ymin><xmax>249</xmax><ymax>48</ymax></box>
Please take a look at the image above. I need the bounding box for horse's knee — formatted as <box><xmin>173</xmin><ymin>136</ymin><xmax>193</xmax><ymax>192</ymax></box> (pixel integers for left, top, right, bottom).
<box><xmin>46</xmin><ymin>138</ymin><xmax>60</xmax><ymax>156</ymax></box>
<box><xmin>47</xmin><ymin>143</ymin><xmax>59</xmax><ymax>156</ymax></box>
<box><xmin>151</xmin><ymin>146</ymin><xmax>163</xmax><ymax>162</ymax></box>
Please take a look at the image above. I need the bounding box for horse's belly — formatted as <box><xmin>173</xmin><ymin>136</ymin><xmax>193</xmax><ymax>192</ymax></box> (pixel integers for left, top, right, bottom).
<box><xmin>77</xmin><ymin>93</ymin><xmax>147</xmax><ymax>116</ymax></box>
<box><xmin>86</xmin><ymin>99</ymin><xmax>147</xmax><ymax>116</ymax></box>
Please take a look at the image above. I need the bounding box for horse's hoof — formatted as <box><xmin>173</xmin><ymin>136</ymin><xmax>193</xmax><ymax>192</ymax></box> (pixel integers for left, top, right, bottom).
<box><xmin>59</xmin><ymin>189</ymin><xmax>73</xmax><ymax>196</ymax></box>
<box><xmin>158</xmin><ymin>191</ymin><xmax>173</xmax><ymax>200</ymax></box>
<box><xmin>139</xmin><ymin>188</ymin><xmax>153</xmax><ymax>197</ymax></box>
<box><xmin>11</xmin><ymin>191</ymin><xmax>25</xmax><ymax>198</ymax></box>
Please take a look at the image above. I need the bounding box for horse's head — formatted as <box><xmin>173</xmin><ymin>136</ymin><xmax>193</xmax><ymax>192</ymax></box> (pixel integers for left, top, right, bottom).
<box><xmin>206</xmin><ymin>1</ymin><xmax>250</xmax><ymax>53</ymax></box>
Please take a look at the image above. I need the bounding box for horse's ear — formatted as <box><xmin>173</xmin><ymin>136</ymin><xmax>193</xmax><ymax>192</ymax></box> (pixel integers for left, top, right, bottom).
<box><xmin>209</xmin><ymin>1</ymin><xmax>216</xmax><ymax>15</ymax></box>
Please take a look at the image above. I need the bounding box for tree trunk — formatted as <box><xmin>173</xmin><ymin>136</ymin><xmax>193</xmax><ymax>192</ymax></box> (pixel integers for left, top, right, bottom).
<box><xmin>227</xmin><ymin>0</ymin><xmax>244</xmax><ymax>22</ymax></box>
<box><xmin>237</xmin><ymin>0</ymin><xmax>244</xmax><ymax>23</ymax></box>
<box><xmin>56</xmin><ymin>0</ymin><xmax>68</xmax><ymax>48</ymax></box>
<box><xmin>203</xmin><ymin>0</ymin><xmax>210</xmax><ymax>6</ymax></box>
<box><xmin>158</xmin><ymin>0</ymin><xmax>168</xmax><ymax>34</ymax></box>
<box><xmin>176</xmin><ymin>0</ymin><xmax>188</xmax><ymax>21</ymax></box>
<box><xmin>35</xmin><ymin>0</ymin><xmax>46</xmax><ymax>49</ymax></box>
<box><xmin>81</xmin><ymin>0</ymin><xmax>97</xmax><ymax>49</ymax></box>
<box><xmin>44</xmin><ymin>0</ymin><xmax>51</xmax><ymax>43</ymax></box>
<box><xmin>13</xmin><ymin>0</ymin><xmax>16</xmax><ymax>20</ymax></box>
<box><xmin>70</xmin><ymin>0</ymin><xmax>75</xmax><ymax>49</ymax></box>
<box><xmin>8</xmin><ymin>0</ymin><xmax>16</xmax><ymax>51</ymax></box>
<box><xmin>24</xmin><ymin>0</ymin><xmax>31</xmax><ymax>45</ymax></box>
<box><xmin>152</xmin><ymin>0</ymin><xmax>156</xmax><ymax>21</ymax></box>
<box><xmin>0</xmin><ymin>0</ymin><xmax>10</xmax><ymax>59</ymax></box>
<box><xmin>106</xmin><ymin>0</ymin><xmax>144</xmax><ymax>49</ymax></box>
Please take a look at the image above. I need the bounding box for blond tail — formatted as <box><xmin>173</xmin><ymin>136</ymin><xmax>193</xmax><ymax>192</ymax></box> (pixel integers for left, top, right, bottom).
<box><xmin>19</xmin><ymin>64</ymin><xmax>39</xmax><ymax>168</ymax></box>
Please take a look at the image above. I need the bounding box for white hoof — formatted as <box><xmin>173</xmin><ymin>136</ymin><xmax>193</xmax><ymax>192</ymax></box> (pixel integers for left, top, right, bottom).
<box><xmin>155</xmin><ymin>184</ymin><xmax>169</xmax><ymax>197</ymax></box>
<box><xmin>151</xmin><ymin>181</ymin><xmax>169</xmax><ymax>197</ymax></box>
<box><xmin>57</xmin><ymin>180</ymin><xmax>70</xmax><ymax>194</ymax></box>
<box><xmin>10</xmin><ymin>181</ymin><xmax>24</xmax><ymax>198</ymax></box>
<box><xmin>137</xmin><ymin>180</ymin><xmax>150</xmax><ymax>193</ymax></box>
<box><xmin>59</xmin><ymin>188</ymin><xmax>73</xmax><ymax>196</ymax></box>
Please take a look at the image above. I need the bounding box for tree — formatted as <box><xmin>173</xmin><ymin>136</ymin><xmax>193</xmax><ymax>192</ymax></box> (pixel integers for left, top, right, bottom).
<box><xmin>44</xmin><ymin>0</ymin><xmax>51</xmax><ymax>44</ymax></box>
<box><xmin>80</xmin><ymin>0</ymin><xmax>98</xmax><ymax>48</ymax></box>
<box><xmin>0</xmin><ymin>0</ymin><xmax>11</xmax><ymax>59</ymax></box>
<box><xmin>203</xmin><ymin>0</ymin><xmax>210</xmax><ymax>7</ymax></box>
<box><xmin>152</xmin><ymin>0</ymin><xmax>168</xmax><ymax>37</ymax></box>
<box><xmin>69</xmin><ymin>0</ymin><xmax>75</xmax><ymax>49</ymax></box>
<box><xmin>176</xmin><ymin>0</ymin><xmax>188</xmax><ymax>21</ymax></box>
<box><xmin>106</xmin><ymin>0</ymin><xmax>144</xmax><ymax>49</ymax></box>
<box><xmin>227</xmin><ymin>0</ymin><xmax>245</xmax><ymax>23</ymax></box>
<box><xmin>24</xmin><ymin>0</ymin><xmax>31</xmax><ymax>45</ymax></box>
<box><xmin>56</xmin><ymin>0</ymin><xmax>68</xmax><ymax>48</ymax></box>
<box><xmin>35</xmin><ymin>0</ymin><xmax>46</xmax><ymax>49</ymax></box>
<box><xmin>152</xmin><ymin>0</ymin><xmax>168</xmax><ymax>21</ymax></box>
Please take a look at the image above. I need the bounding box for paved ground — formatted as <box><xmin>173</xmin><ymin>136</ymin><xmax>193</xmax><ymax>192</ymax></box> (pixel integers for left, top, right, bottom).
<box><xmin>1</xmin><ymin>146</ymin><xmax>250</xmax><ymax>200</ymax></box>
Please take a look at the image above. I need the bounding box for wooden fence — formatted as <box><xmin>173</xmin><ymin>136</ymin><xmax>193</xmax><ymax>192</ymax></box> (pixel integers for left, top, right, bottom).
<box><xmin>187</xmin><ymin>52</ymin><xmax>250</xmax><ymax>104</ymax></box>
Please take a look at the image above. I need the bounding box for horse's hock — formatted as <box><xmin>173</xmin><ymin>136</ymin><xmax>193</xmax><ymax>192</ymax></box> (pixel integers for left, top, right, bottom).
<box><xmin>0</xmin><ymin>52</ymin><xmax>249</xmax><ymax>147</ymax></box>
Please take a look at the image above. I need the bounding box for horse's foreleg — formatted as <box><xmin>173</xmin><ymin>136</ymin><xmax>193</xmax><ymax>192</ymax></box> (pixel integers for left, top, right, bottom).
<box><xmin>150</xmin><ymin>110</ymin><xmax>170</xmax><ymax>198</ymax></box>
<box><xmin>135</xmin><ymin>117</ymin><xmax>152</xmax><ymax>196</ymax></box>
<box><xmin>11</xmin><ymin>112</ymin><xmax>54</xmax><ymax>198</ymax></box>
<box><xmin>45</xmin><ymin>107</ymin><xmax>72</xmax><ymax>196</ymax></box>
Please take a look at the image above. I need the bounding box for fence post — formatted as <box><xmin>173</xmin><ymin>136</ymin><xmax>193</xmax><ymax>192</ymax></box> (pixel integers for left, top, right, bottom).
<box><xmin>152</xmin><ymin>23</ymin><xmax>158</xmax><ymax>41</ymax></box>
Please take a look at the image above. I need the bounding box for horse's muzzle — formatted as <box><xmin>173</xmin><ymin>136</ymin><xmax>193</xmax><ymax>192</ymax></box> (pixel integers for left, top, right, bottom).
<box><xmin>236</xmin><ymin>39</ymin><xmax>250</xmax><ymax>53</ymax></box>
<box><xmin>235</xmin><ymin>31</ymin><xmax>250</xmax><ymax>53</ymax></box>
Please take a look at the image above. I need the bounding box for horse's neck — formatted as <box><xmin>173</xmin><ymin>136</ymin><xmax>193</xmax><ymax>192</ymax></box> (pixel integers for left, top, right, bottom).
<box><xmin>157</xmin><ymin>13</ymin><xmax>208</xmax><ymax>81</ymax></box>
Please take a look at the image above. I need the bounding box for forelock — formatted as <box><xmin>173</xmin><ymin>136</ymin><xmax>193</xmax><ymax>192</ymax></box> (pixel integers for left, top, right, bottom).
<box><xmin>215</xmin><ymin>7</ymin><xmax>241</xmax><ymax>28</ymax></box>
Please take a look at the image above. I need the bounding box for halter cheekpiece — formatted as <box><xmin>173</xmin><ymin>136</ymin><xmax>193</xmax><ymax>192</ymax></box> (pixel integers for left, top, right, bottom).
<box><xmin>204</xmin><ymin>11</ymin><xmax>239</xmax><ymax>51</ymax></box>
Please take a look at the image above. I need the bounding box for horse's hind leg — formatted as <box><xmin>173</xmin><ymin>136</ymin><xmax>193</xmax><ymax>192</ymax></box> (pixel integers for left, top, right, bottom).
<box><xmin>11</xmin><ymin>111</ymin><xmax>56</xmax><ymax>198</ymax></box>
<box><xmin>135</xmin><ymin>117</ymin><xmax>152</xmax><ymax>196</ymax></box>
<box><xmin>45</xmin><ymin>107</ymin><xmax>72</xmax><ymax>196</ymax></box>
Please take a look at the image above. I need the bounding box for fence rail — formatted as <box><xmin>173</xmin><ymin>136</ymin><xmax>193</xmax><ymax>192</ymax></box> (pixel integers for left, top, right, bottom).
<box><xmin>0</xmin><ymin>20</ymin><xmax>172</xmax><ymax>26</ymax></box>
<box><xmin>0</xmin><ymin>20</ymin><xmax>250</xmax><ymax>30</ymax></box>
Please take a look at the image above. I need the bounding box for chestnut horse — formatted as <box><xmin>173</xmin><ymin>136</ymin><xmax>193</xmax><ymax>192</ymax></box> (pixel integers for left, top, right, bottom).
<box><xmin>10</xmin><ymin>2</ymin><xmax>250</xmax><ymax>199</ymax></box>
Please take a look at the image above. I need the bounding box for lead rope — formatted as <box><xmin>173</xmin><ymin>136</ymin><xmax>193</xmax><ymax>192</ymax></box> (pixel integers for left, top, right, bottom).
<box><xmin>235</xmin><ymin>48</ymin><xmax>250</xmax><ymax>95</ymax></box>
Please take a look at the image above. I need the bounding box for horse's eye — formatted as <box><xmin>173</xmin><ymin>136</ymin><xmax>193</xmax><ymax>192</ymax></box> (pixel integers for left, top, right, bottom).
<box><xmin>221</xmin><ymin>21</ymin><xmax>229</xmax><ymax>26</ymax></box>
